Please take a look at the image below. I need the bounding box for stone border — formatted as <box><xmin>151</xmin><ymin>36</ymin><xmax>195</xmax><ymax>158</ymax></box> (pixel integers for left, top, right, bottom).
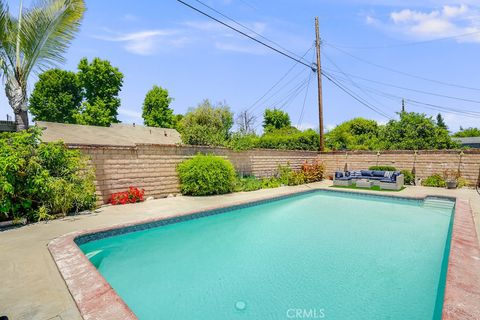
<box><xmin>48</xmin><ymin>189</ymin><xmax>480</xmax><ymax>320</ymax></box>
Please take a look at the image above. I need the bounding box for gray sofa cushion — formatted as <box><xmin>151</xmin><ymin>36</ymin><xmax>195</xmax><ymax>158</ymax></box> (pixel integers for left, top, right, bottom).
<box><xmin>372</xmin><ymin>170</ymin><xmax>385</xmax><ymax>177</ymax></box>
<box><xmin>360</xmin><ymin>170</ymin><xmax>373</xmax><ymax>177</ymax></box>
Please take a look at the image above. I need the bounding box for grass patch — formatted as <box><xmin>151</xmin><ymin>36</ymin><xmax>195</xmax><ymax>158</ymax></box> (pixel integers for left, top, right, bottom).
<box><xmin>332</xmin><ymin>184</ymin><xmax>405</xmax><ymax>192</ymax></box>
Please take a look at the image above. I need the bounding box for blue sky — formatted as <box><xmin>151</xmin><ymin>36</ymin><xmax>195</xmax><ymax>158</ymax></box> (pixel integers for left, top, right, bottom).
<box><xmin>2</xmin><ymin>0</ymin><xmax>479</xmax><ymax>132</ymax></box>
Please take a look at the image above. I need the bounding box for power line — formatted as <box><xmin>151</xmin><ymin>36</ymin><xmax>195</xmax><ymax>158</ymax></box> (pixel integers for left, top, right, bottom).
<box><xmin>322</xmin><ymin>71</ymin><xmax>392</xmax><ymax>119</ymax></box>
<box><xmin>253</xmin><ymin>75</ymin><xmax>312</xmax><ymax>130</ymax></box>
<box><xmin>252</xmin><ymin>73</ymin><xmax>311</xmax><ymax>121</ymax></box>
<box><xmin>326</xmin><ymin>30</ymin><xmax>480</xmax><ymax>50</ymax></box>
<box><xmin>246</xmin><ymin>45</ymin><xmax>314</xmax><ymax>112</ymax></box>
<box><xmin>323</xmin><ymin>68</ymin><xmax>480</xmax><ymax>105</ymax></box>
<box><xmin>298</xmin><ymin>70</ymin><xmax>313</xmax><ymax>127</ymax></box>
<box><xmin>192</xmin><ymin>0</ymin><xmax>310</xmax><ymax>64</ymax></box>
<box><xmin>177</xmin><ymin>0</ymin><xmax>316</xmax><ymax>71</ymax></box>
<box><xmin>324</xmin><ymin>42</ymin><xmax>480</xmax><ymax>92</ymax></box>
<box><xmin>328</xmin><ymin>75</ymin><xmax>480</xmax><ymax>118</ymax></box>
<box><xmin>322</xmin><ymin>52</ymin><xmax>394</xmax><ymax>115</ymax></box>
<box><xmin>268</xmin><ymin>73</ymin><xmax>311</xmax><ymax>109</ymax></box>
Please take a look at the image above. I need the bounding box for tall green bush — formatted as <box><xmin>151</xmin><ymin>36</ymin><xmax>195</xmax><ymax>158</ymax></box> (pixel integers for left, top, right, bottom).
<box><xmin>179</xmin><ymin>100</ymin><xmax>233</xmax><ymax>146</ymax></box>
<box><xmin>0</xmin><ymin>128</ymin><xmax>96</xmax><ymax>222</ymax></box>
<box><xmin>177</xmin><ymin>154</ymin><xmax>236</xmax><ymax>196</ymax></box>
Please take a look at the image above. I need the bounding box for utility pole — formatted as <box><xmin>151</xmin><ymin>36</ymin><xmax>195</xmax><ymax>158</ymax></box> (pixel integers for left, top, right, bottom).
<box><xmin>315</xmin><ymin>17</ymin><xmax>325</xmax><ymax>152</ymax></box>
<box><xmin>401</xmin><ymin>98</ymin><xmax>406</xmax><ymax>113</ymax></box>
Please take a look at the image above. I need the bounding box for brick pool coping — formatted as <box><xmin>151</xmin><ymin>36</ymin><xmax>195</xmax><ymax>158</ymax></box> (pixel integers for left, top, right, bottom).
<box><xmin>48</xmin><ymin>189</ymin><xmax>480</xmax><ymax>320</ymax></box>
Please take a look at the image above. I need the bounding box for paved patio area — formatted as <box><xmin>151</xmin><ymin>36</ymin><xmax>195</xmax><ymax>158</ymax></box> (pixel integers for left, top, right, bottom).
<box><xmin>1</xmin><ymin>181</ymin><xmax>479</xmax><ymax>320</ymax></box>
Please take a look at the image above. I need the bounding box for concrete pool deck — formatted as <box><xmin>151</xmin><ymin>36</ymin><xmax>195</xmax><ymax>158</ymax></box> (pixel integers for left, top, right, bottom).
<box><xmin>1</xmin><ymin>181</ymin><xmax>480</xmax><ymax>320</ymax></box>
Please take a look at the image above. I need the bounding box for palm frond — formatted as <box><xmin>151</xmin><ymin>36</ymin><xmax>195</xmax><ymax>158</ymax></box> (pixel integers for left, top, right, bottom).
<box><xmin>18</xmin><ymin>0</ymin><xmax>86</xmax><ymax>77</ymax></box>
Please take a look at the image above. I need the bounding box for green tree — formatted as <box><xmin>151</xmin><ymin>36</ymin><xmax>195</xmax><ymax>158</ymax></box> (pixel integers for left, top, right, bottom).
<box><xmin>0</xmin><ymin>0</ymin><xmax>85</xmax><ymax>131</ymax></box>
<box><xmin>142</xmin><ymin>85</ymin><xmax>175</xmax><ymax>128</ymax></box>
<box><xmin>173</xmin><ymin>114</ymin><xmax>184</xmax><ymax>130</ymax></box>
<box><xmin>179</xmin><ymin>99</ymin><xmax>233</xmax><ymax>146</ymax></box>
<box><xmin>29</xmin><ymin>69</ymin><xmax>82</xmax><ymax>123</ymax></box>
<box><xmin>263</xmin><ymin>108</ymin><xmax>291</xmax><ymax>133</ymax></box>
<box><xmin>380</xmin><ymin>112</ymin><xmax>458</xmax><ymax>150</ymax></box>
<box><xmin>73</xmin><ymin>100</ymin><xmax>112</xmax><ymax>127</ymax></box>
<box><xmin>452</xmin><ymin>127</ymin><xmax>480</xmax><ymax>137</ymax></box>
<box><xmin>436</xmin><ymin>113</ymin><xmax>448</xmax><ymax>130</ymax></box>
<box><xmin>325</xmin><ymin>118</ymin><xmax>380</xmax><ymax>150</ymax></box>
<box><xmin>76</xmin><ymin>57</ymin><xmax>124</xmax><ymax>126</ymax></box>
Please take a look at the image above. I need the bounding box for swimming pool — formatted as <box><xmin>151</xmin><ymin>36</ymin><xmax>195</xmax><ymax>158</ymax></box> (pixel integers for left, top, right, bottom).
<box><xmin>79</xmin><ymin>190</ymin><xmax>454</xmax><ymax>319</ymax></box>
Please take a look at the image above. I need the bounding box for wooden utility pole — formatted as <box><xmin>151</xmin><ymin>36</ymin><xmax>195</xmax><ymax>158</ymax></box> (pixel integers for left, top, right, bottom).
<box><xmin>315</xmin><ymin>17</ymin><xmax>325</xmax><ymax>152</ymax></box>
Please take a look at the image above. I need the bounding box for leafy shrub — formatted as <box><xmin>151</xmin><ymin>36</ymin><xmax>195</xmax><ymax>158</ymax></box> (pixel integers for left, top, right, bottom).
<box><xmin>368</xmin><ymin>165</ymin><xmax>397</xmax><ymax>171</ymax></box>
<box><xmin>302</xmin><ymin>160</ymin><xmax>325</xmax><ymax>183</ymax></box>
<box><xmin>228</xmin><ymin>128</ymin><xmax>319</xmax><ymax>151</ymax></box>
<box><xmin>457</xmin><ymin>177</ymin><xmax>469</xmax><ymax>188</ymax></box>
<box><xmin>400</xmin><ymin>169</ymin><xmax>415</xmax><ymax>185</ymax></box>
<box><xmin>261</xmin><ymin>176</ymin><xmax>282</xmax><ymax>189</ymax></box>
<box><xmin>177</xmin><ymin>154</ymin><xmax>236</xmax><ymax>196</ymax></box>
<box><xmin>228</xmin><ymin>133</ymin><xmax>259</xmax><ymax>151</ymax></box>
<box><xmin>421</xmin><ymin>174</ymin><xmax>446</xmax><ymax>187</ymax></box>
<box><xmin>110</xmin><ymin>187</ymin><xmax>145</xmax><ymax>205</ymax></box>
<box><xmin>0</xmin><ymin>128</ymin><xmax>96</xmax><ymax>222</ymax></box>
<box><xmin>257</xmin><ymin>128</ymin><xmax>319</xmax><ymax>151</ymax></box>
<box><xmin>234</xmin><ymin>175</ymin><xmax>263</xmax><ymax>192</ymax></box>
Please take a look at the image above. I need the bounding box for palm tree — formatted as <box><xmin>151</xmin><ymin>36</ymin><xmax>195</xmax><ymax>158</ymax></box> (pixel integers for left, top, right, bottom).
<box><xmin>0</xmin><ymin>0</ymin><xmax>85</xmax><ymax>131</ymax></box>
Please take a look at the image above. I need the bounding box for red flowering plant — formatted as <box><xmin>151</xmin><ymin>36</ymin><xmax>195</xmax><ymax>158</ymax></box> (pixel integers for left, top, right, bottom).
<box><xmin>110</xmin><ymin>186</ymin><xmax>145</xmax><ymax>205</ymax></box>
<box><xmin>301</xmin><ymin>160</ymin><xmax>326</xmax><ymax>183</ymax></box>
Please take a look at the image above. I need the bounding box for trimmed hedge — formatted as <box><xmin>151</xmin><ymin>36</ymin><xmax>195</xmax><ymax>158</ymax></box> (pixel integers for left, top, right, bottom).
<box><xmin>177</xmin><ymin>154</ymin><xmax>236</xmax><ymax>196</ymax></box>
<box><xmin>368</xmin><ymin>165</ymin><xmax>397</xmax><ymax>171</ymax></box>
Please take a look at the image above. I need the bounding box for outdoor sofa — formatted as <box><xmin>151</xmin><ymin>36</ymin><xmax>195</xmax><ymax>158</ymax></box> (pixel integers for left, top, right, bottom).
<box><xmin>333</xmin><ymin>170</ymin><xmax>404</xmax><ymax>190</ymax></box>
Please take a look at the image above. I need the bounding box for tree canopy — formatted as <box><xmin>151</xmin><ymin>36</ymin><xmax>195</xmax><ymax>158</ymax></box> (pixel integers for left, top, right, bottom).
<box><xmin>179</xmin><ymin>99</ymin><xmax>233</xmax><ymax>146</ymax></box>
<box><xmin>75</xmin><ymin>57</ymin><xmax>124</xmax><ymax>126</ymax></box>
<box><xmin>29</xmin><ymin>69</ymin><xmax>82</xmax><ymax>123</ymax></box>
<box><xmin>325</xmin><ymin>112</ymin><xmax>458</xmax><ymax>150</ymax></box>
<box><xmin>263</xmin><ymin>108</ymin><xmax>291</xmax><ymax>133</ymax></box>
<box><xmin>436</xmin><ymin>113</ymin><xmax>448</xmax><ymax>130</ymax></box>
<box><xmin>28</xmin><ymin>57</ymin><xmax>124</xmax><ymax>127</ymax></box>
<box><xmin>325</xmin><ymin>118</ymin><xmax>380</xmax><ymax>150</ymax></box>
<box><xmin>382</xmin><ymin>112</ymin><xmax>457</xmax><ymax>150</ymax></box>
<box><xmin>142</xmin><ymin>86</ymin><xmax>175</xmax><ymax>128</ymax></box>
<box><xmin>452</xmin><ymin>127</ymin><xmax>480</xmax><ymax>137</ymax></box>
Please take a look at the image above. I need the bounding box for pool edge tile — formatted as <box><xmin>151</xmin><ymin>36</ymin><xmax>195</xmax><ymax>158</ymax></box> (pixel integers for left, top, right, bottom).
<box><xmin>47</xmin><ymin>188</ymin><xmax>480</xmax><ymax>320</ymax></box>
<box><xmin>442</xmin><ymin>199</ymin><xmax>480</xmax><ymax>320</ymax></box>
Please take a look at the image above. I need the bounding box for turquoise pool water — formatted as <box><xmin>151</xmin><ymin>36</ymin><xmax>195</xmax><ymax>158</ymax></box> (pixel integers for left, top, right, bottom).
<box><xmin>80</xmin><ymin>191</ymin><xmax>454</xmax><ymax>320</ymax></box>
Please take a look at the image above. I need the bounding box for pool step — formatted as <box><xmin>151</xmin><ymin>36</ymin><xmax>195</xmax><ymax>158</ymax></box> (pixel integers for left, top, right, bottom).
<box><xmin>423</xmin><ymin>198</ymin><xmax>455</xmax><ymax>211</ymax></box>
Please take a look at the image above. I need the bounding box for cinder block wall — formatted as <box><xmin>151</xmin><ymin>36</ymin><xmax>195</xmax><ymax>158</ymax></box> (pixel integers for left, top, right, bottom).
<box><xmin>72</xmin><ymin>144</ymin><xmax>319</xmax><ymax>203</ymax></box>
<box><xmin>318</xmin><ymin>150</ymin><xmax>480</xmax><ymax>184</ymax></box>
<box><xmin>71</xmin><ymin>144</ymin><xmax>480</xmax><ymax>204</ymax></box>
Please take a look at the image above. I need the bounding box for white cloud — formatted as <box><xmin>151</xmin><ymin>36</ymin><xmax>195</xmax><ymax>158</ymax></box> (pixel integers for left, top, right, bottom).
<box><xmin>95</xmin><ymin>19</ymin><xmax>272</xmax><ymax>56</ymax></box>
<box><xmin>367</xmin><ymin>4</ymin><xmax>480</xmax><ymax>43</ymax></box>
<box><xmin>95</xmin><ymin>29</ymin><xmax>183</xmax><ymax>55</ymax></box>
